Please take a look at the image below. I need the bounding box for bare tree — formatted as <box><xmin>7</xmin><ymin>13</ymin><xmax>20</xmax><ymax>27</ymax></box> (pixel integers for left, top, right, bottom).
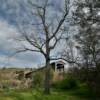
<box><xmin>60</xmin><ymin>38</ymin><xmax>81</xmax><ymax>67</ymax></box>
<box><xmin>14</xmin><ymin>0</ymin><xmax>71</xmax><ymax>94</ymax></box>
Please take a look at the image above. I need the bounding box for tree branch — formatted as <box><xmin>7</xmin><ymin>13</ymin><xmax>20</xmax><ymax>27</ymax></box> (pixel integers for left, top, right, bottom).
<box><xmin>49</xmin><ymin>0</ymin><xmax>70</xmax><ymax>41</ymax></box>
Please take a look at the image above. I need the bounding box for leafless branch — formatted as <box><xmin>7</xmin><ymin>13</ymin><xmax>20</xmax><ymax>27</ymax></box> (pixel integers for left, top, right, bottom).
<box><xmin>49</xmin><ymin>33</ymin><xmax>63</xmax><ymax>50</ymax></box>
<box><xmin>49</xmin><ymin>0</ymin><xmax>70</xmax><ymax>41</ymax></box>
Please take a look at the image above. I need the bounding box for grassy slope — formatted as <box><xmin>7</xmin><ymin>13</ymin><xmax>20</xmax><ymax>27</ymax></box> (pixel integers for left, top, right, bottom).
<box><xmin>0</xmin><ymin>88</ymin><xmax>99</xmax><ymax>100</ymax></box>
<box><xmin>0</xmin><ymin>90</ymin><xmax>84</xmax><ymax>100</ymax></box>
<box><xmin>0</xmin><ymin>68</ymin><xmax>32</xmax><ymax>81</ymax></box>
<box><xmin>0</xmin><ymin>68</ymin><xmax>99</xmax><ymax>100</ymax></box>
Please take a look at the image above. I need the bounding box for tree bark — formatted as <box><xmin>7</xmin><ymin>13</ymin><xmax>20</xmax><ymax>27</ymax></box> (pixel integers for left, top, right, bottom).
<box><xmin>44</xmin><ymin>59</ymin><xmax>51</xmax><ymax>94</ymax></box>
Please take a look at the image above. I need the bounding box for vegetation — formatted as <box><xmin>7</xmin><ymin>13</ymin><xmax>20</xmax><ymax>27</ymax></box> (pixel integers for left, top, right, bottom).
<box><xmin>0</xmin><ymin>0</ymin><xmax>100</xmax><ymax>99</ymax></box>
<box><xmin>0</xmin><ymin>68</ymin><xmax>100</xmax><ymax>100</ymax></box>
<box><xmin>33</xmin><ymin>72</ymin><xmax>44</xmax><ymax>88</ymax></box>
<box><xmin>72</xmin><ymin>0</ymin><xmax>100</xmax><ymax>94</ymax></box>
<box><xmin>0</xmin><ymin>87</ymin><xmax>99</xmax><ymax>100</ymax></box>
<box><xmin>52</xmin><ymin>76</ymin><xmax>78</xmax><ymax>90</ymax></box>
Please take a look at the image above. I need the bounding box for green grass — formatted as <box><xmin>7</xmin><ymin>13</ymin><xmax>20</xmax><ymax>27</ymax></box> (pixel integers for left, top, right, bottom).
<box><xmin>0</xmin><ymin>88</ymin><xmax>99</xmax><ymax>100</ymax></box>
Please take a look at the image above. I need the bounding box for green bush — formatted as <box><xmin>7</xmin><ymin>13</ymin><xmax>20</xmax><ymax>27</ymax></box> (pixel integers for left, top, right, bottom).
<box><xmin>33</xmin><ymin>72</ymin><xmax>43</xmax><ymax>88</ymax></box>
<box><xmin>52</xmin><ymin>77</ymin><xmax>78</xmax><ymax>90</ymax></box>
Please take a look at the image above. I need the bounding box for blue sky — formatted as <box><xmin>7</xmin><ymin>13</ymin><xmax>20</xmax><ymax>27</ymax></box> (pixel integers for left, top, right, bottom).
<box><xmin>0</xmin><ymin>0</ymin><xmax>65</xmax><ymax>68</ymax></box>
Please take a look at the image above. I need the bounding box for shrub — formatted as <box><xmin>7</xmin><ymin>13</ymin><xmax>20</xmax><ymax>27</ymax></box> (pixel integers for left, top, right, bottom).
<box><xmin>33</xmin><ymin>72</ymin><xmax>43</xmax><ymax>88</ymax></box>
<box><xmin>52</xmin><ymin>77</ymin><xmax>78</xmax><ymax>90</ymax></box>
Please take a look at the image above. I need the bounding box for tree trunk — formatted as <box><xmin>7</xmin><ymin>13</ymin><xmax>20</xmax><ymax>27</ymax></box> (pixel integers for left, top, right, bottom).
<box><xmin>44</xmin><ymin>59</ymin><xmax>50</xmax><ymax>94</ymax></box>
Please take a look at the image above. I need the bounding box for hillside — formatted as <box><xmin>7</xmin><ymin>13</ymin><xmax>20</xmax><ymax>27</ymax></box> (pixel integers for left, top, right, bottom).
<box><xmin>0</xmin><ymin>68</ymin><xmax>34</xmax><ymax>89</ymax></box>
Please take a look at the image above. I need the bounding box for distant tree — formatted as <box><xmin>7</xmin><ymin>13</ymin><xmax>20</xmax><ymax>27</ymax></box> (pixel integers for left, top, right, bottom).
<box><xmin>61</xmin><ymin>38</ymin><xmax>81</xmax><ymax>67</ymax></box>
<box><xmin>2</xmin><ymin>67</ymin><xmax>6</xmax><ymax>70</ymax></box>
<box><xmin>73</xmin><ymin>0</ymin><xmax>100</xmax><ymax>93</ymax></box>
<box><xmin>74</xmin><ymin>0</ymin><xmax>100</xmax><ymax>69</ymax></box>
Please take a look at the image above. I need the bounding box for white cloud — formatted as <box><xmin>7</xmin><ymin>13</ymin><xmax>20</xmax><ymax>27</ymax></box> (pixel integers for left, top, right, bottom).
<box><xmin>0</xmin><ymin>19</ymin><xmax>18</xmax><ymax>37</ymax></box>
<box><xmin>0</xmin><ymin>54</ymin><xmax>38</xmax><ymax>68</ymax></box>
<box><xmin>0</xmin><ymin>19</ymin><xmax>44</xmax><ymax>68</ymax></box>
